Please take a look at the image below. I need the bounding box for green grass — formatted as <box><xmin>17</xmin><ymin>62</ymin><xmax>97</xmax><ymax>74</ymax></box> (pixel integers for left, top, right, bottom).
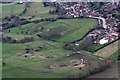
<box><xmin>41</xmin><ymin>18</ymin><xmax>97</xmax><ymax>42</ymax></box>
<box><xmin>1</xmin><ymin>2</ymin><xmax>25</xmax><ymax>18</ymax></box>
<box><xmin>2</xmin><ymin>40</ymin><xmax>70</xmax><ymax>78</ymax></box>
<box><xmin>1</xmin><ymin>2</ymin><xmax>55</xmax><ymax>19</ymax></box>
<box><xmin>4</xmin><ymin>23</ymin><xmax>41</xmax><ymax>35</ymax></box>
<box><xmin>110</xmin><ymin>50</ymin><xmax>120</xmax><ymax>60</ymax></box>
<box><xmin>22</xmin><ymin>2</ymin><xmax>56</xmax><ymax>20</ymax></box>
<box><xmin>3</xmin><ymin>34</ymin><xmax>102</xmax><ymax>78</ymax></box>
<box><xmin>2</xmin><ymin>2</ymin><xmax>105</xmax><ymax>78</ymax></box>
<box><xmin>2</xmin><ymin>17</ymin><xmax>98</xmax><ymax>79</ymax></box>
<box><xmin>85</xmin><ymin>44</ymin><xmax>103</xmax><ymax>52</ymax></box>
<box><xmin>2</xmin><ymin>44</ymin><xmax>103</xmax><ymax>78</ymax></box>
<box><xmin>3</xmin><ymin>68</ymin><xmax>62</xmax><ymax>78</ymax></box>
<box><xmin>2</xmin><ymin>43</ymin><xmax>26</xmax><ymax>59</ymax></box>
<box><xmin>3</xmin><ymin>33</ymin><xmax>32</xmax><ymax>39</ymax></box>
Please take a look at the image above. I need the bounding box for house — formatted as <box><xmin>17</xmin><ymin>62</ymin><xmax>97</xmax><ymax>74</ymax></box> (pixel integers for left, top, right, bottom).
<box><xmin>99</xmin><ymin>38</ymin><xmax>109</xmax><ymax>45</ymax></box>
<box><xmin>19</xmin><ymin>0</ymin><xmax>23</xmax><ymax>4</ymax></box>
<box><xmin>111</xmin><ymin>31</ymin><xmax>118</xmax><ymax>36</ymax></box>
<box><xmin>75</xmin><ymin>43</ymin><xmax>79</xmax><ymax>46</ymax></box>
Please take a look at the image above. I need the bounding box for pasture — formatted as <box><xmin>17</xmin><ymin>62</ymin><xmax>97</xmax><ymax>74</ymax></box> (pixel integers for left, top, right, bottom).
<box><xmin>2</xmin><ymin>2</ymin><xmax>117</xmax><ymax>78</ymax></box>
<box><xmin>2</xmin><ymin>17</ymin><xmax>98</xmax><ymax>78</ymax></box>
<box><xmin>1</xmin><ymin>2</ymin><xmax>25</xmax><ymax>18</ymax></box>
<box><xmin>40</xmin><ymin>18</ymin><xmax>97</xmax><ymax>42</ymax></box>
<box><xmin>21</xmin><ymin>2</ymin><xmax>56</xmax><ymax>20</ymax></box>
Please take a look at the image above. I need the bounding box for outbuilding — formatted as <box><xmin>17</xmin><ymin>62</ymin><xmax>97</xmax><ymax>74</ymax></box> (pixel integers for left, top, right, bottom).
<box><xmin>99</xmin><ymin>38</ymin><xmax>109</xmax><ymax>45</ymax></box>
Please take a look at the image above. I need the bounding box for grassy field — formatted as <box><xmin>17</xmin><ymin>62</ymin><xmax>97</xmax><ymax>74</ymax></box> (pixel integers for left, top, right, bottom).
<box><xmin>1</xmin><ymin>2</ymin><xmax>25</xmax><ymax>18</ymax></box>
<box><xmin>2</xmin><ymin>17</ymin><xmax>98</xmax><ymax>78</ymax></box>
<box><xmin>2</xmin><ymin>43</ymin><xmax>104</xmax><ymax>78</ymax></box>
<box><xmin>110</xmin><ymin>49</ymin><xmax>120</xmax><ymax>60</ymax></box>
<box><xmin>1</xmin><ymin>2</ymin><xmax>55</xmax><ymax>19</ymax></box>
<box><xmin>21</xmin><ymin>2</ymin><xmax>56</xmax><ymax>20</ymax></box>
<box><xmin>4</xmin><ymin>18</ymin><xmax>97</xmax><ymax>42</ymax></box>
<box><xmin>2</xmin><ymin>2</ymin><xmax>116</xmax><ymax>78</ymax></box>
<box><xmin>94</xmin><ymin>40</ymin><xmax>119</xmax><ymax>58</ymax></box>
<box><xmin>40</xmin><ymin>18</ymin><xmax>97</xmax><ymax>42</ymax></box>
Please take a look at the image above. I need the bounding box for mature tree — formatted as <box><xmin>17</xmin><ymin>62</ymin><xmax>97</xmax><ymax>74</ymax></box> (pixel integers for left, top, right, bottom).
<box><xmin>78</xmin><ymin>36</ymin><xmax>93</xmax><ymax>50</ymax></box>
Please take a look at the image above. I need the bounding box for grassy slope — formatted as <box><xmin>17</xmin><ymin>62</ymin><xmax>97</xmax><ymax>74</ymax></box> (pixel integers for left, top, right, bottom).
<box><xmin>110</xmin><ymin>49</ymin><xmax>120</xmax><ymax>60</ymax></box>
<box><xmin>1</xmin><ymin>3</ymin><xmax>25</xmax><ymax>18</ymax></box>
<box><xmin>3</xmin><ymin>44</ymin><xmax>102</xmax><ymax>78</ymax></box>
<box><xmin>2</xmin><ymin>23</ymin><xmax>98</xmax><ymax>78</ymax></box>
<box><xmin>2</xmin><ymin>2</ymin><xmax>105</xmax><ymax>78</ymax></box>
<box><xmin>2</xmin><ymin>18</ymin><xmax>97</xmax><ymax>78</ymax></box>
<box><xmin>2</xmin><ymin>41</ymin><xmax>70</xmax><ymax>78</ymax></box>
<box><xmin>58</xmin><ymin>19</ymin><xmax>97</xmax><ymax>42</ymax></box>
<box><xmin>22</xmin><ymin>2</ymin><xmax>56</xmax><ymax>20</ymax></box>
<box><xmin>42</xmin><ymin>18</ymin><xmax>97</xmax><ymax>42</ymax></box>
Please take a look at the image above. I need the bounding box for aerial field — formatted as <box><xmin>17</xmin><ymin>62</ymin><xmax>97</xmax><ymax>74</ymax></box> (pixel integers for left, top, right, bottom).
<box><xmin>94</xmin><ymin>40</ymin><xmax>119</xmax><ymax>58</ymax></box>
<box><xmin>1</xmin><ymin>2</ymin><xmax>25</xmax><ymax>18</ymax></box>
<box><xmin>40</xmin><ymin>18</ymin><xmax>97</xmax><ymax>42</ymax></box>
<box><xmin>2</xmin><ymin>18</ymin><xmax>98</xmax><ymax>78</ymax></box>
<box><xmin>1</xmin><ymin>2</ymin><xmax>55</xmax><ymax>19</ymax></box>
<box><xmin>4</xmin><ymin>18</ymin><xmax>97</xmax><ymax>42</ymax></box>
<box><xmin>21</xmin><ymin>2</ymin><xmax>56</xmax><ymax>20</ymax></box>
<box><xmin>2</xmin><ymin>2</ymin><xmax>117</xmax><ymax>78</ymax></box>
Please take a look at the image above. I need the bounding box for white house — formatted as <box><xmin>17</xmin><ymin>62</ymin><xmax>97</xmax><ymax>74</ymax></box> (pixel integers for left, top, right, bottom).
<box><xmin>99</xmin><ymin>38</ymin><xmax>109</xmax><ymax>45</ymax></box>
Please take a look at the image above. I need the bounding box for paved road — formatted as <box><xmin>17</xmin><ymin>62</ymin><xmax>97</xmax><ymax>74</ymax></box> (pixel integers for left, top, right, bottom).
<box><xmin>88</xmin><ymin>16</ymin><xmax>107</xmax><ymax>28</ymax></box>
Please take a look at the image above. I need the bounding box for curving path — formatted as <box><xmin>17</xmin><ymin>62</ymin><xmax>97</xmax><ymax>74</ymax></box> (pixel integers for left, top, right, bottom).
<box><xmin>88</xmin><ymin>16</ymin><xmax>107</xmax><ymax>28</ymax></box>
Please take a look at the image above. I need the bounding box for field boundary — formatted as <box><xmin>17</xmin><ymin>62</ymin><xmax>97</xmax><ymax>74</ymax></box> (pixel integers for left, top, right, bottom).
<box><xmin>94</xmin><ymin>40</ymin><xmax>119</xmax><ymax>58</ymax></box>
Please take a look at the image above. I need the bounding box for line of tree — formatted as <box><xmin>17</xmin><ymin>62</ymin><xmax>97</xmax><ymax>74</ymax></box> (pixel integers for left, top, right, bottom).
<box><xmin>1</xmin><ymin>36</ymin><xmax>34</xmax><ymax>43</ymax></box>
<box><xmin>2</xmin><ymin>15</ymin><xmax>31</xmax><ymax>30</ymax></box>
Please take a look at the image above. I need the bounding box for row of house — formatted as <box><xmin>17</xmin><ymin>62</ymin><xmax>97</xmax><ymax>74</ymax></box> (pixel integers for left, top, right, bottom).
<box><xmin>61</xmin><ymin>2</ymin><xmax>101</xmax><ymax>18</ymax></box>
<box><xmin>18</xmin><ymin>0</ymin><xmax>33</xmax><ymax>3</ymax></box>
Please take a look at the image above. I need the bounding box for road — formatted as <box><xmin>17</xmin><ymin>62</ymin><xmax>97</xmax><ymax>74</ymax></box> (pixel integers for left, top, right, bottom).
<box><xmin>88</xmin><ymin>16</ymin><xmax>107</xmax><ymax>28</ymax></box>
